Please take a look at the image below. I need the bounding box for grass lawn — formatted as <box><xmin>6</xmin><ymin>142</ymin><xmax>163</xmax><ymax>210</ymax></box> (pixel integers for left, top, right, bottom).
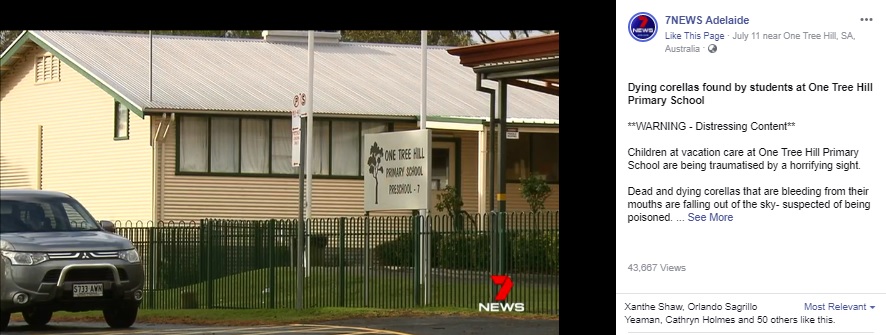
<box><xmin>10</xmin><ymin>307</ymin><xmax>558</xmax><ymax>326</ymax></box>
<box><xmin>144</xmin><ymin>266</ymin><xmax>559</xmax><ymax>314</ymax></box>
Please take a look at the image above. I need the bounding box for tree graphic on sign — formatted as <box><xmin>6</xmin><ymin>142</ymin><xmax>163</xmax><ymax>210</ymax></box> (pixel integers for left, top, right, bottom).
<box><xmin>367</xmin><ymin>142</ymin><xmax>385</xmax><ymax>204</ymax></box>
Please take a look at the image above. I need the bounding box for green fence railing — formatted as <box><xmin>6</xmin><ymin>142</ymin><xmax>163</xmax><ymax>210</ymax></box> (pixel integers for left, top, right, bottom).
<box><xmin>115</xmin><ymin>211</ymin><xmax>559</xmax><ymax>315</ymax></box>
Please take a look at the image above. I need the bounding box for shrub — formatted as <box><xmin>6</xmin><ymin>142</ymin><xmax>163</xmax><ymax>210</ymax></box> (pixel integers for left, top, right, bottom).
<box><xmin>435</xmin><ymin>233</ymin><xmax>490</xmax><ymax>270</ymax></box>
<box><xmin>507</xmin><ymin>230</ymin><xmax>559</xmax><ymax>274</ymax></box>
<box><xmin>519</xmin><ymin>174</ymin><xmax>552</xmax><ymax>213</ymax></box>
<box><xmin>374</xmin><ymin>231</ymin><xmax>444</xmax><ymax>267</ymax></box>
<box><xmin>434</xmin><ymin>185</ymin><xmax>465</xmax><ymax>231</ymax></box>
<box><xmin>375</xmin><ymin>229</ymin><xmax>558</xmax><ymax>274</ymax></box>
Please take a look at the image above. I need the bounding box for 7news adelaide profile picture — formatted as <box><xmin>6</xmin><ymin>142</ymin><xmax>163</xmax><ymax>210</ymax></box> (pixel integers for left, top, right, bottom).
<box><xmin>479</xmin><ymin>275</ymin><xmax>526</xmax><ymax>312</ymax></box>
<box><xmin>630</xmin><ymin>12</ymin><xmax>659</xmax><ymax>42</ymax></box>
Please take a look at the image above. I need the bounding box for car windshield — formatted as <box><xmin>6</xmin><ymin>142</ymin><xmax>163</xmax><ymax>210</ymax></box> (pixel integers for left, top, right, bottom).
<box><xmin>0</xmin><ymin>197</ymin><xmax>101</xmax><ymax>233</ymax></box>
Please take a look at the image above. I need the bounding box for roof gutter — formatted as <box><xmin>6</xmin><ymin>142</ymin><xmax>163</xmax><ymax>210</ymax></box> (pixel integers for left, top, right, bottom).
<box><xmin>143</xmin><ymin>108</ymin><xmax>418</xmax><ymax>122</ymax></box>
<box><xmin>475</xmin><ymin>58</ymin><xmax>559</xmax><ymax>77</ymax></box>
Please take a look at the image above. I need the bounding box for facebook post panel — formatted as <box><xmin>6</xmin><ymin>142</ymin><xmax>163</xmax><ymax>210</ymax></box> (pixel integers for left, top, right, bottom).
<box><xmin>617</xmin><ymin>1</ymin><xmax>883</xmax><ymax>333</ymax></box>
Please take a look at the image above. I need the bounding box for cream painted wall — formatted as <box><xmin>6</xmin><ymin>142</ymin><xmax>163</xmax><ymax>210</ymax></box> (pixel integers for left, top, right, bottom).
<box><xmin>0</xmin><ymin>47</ymin><xmax>153</xmax><ymax>222</ymax></box>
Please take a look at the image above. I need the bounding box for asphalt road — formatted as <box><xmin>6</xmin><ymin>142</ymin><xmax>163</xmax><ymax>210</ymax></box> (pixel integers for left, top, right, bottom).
<box><xmin>321</xmin><ymin>316</ymin><xmax>559</xmax><ymax>335</ymax></box>
<box><xmin>3</xmin><ymin>316</ymin><xmax>559</xmax><ymax>335</ymax></box>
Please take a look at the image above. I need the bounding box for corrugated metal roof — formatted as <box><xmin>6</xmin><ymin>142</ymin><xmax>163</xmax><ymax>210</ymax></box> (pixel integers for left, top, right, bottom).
<box><xmin>27</xmin><ymin>31</ymin><xmax>559</xmax><ymax>121</ymax></box>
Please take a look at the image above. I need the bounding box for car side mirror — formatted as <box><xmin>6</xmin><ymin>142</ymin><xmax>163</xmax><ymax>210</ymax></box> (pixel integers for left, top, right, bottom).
<box><xmin>99</xmin><ymin>220</ymin><xmax>116</xmax><ymax>233</ymax></box>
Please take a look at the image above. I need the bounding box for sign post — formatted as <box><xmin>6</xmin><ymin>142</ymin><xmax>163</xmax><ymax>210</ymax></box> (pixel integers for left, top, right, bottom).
<box><xmin>292</xmin><ymin>92</ymin><xmax>307</xmax><ymax>310</ymax></box>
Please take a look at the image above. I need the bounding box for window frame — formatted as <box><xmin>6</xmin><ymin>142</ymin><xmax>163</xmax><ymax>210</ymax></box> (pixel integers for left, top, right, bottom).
<box><xmin>176</xmin><ymin>115</ymin><xmax>392</xmax><ymax>178</ymax></box>
<box><xmin>114</xmin><ymin>101</ymin><xmax>130</xmax><ymax>140</ymax></box>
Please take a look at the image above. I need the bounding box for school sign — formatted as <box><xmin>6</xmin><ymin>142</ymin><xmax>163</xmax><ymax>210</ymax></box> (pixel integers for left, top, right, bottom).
<box><xmin>363</xmin><ymin>129</ymin><xmax>431</xmax><ymax>211</ymax></box>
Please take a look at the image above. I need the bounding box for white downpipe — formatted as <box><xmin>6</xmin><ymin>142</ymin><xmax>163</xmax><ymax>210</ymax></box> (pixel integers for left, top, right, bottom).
<box><xmin>163</xmin><ymin>113</ymin><xmax>174</xmax><ymax>141</ymax></box>
<box><xmin>419</xmin><ymin>30</ymin><xmax>430</xmax><ymax>305</ymax></box>
<box><xmin>307</xmin><ymin>31</ymin><xmax>315</xmax><ymax>218</ymax></box>
<box><xmin>306</xmin><ymin>31</ymin><xmax>315</xmax><ymax>274</ymax></box>
<box><xmin>420</xmin><ymin>31</ymin><xmax>427</xmax><ymax>130</ymax></box>
<box><xmin>477</xmin><ymin>129</ymin><xmax>487</xmax><ymax>216</ymax></box>
<box><xmin>152</xmin><ymin>113</ymin><xmax>166</xmax><ymax>145</ymax></box>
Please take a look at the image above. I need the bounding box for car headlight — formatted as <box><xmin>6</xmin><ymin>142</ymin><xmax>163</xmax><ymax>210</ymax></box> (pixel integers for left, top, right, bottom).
<box><xmin>1</xmin><ymin>251</ymin><xmax>50</xmax><ymax>265</ymax></box>
<box><xmin>118</xmin><ymin>249</ymin><xmax>140</xmax><ymax>263</ymax></box>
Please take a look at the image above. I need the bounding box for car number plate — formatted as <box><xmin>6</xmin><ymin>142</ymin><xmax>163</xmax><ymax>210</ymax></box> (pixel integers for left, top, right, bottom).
<box><xmin>73</xmin><ymin>283</ymin><xmax>103</xmax><ymax>297</ymax></box>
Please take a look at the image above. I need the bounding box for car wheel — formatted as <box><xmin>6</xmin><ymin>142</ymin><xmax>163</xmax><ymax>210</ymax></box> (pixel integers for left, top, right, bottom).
<box><xmin>22</xmin><ymin>309</ymin><xmax>53</xmax><ymax>327</ymax></box>
<box><xmin>103</xmin><ymin>304</ymin><xmax>139</xmax><ymax>328</ymax></box>
<box><xmin>1</xmin><ymin>312</ymin><xmax>9</xmax><ymax>331</ymax></box>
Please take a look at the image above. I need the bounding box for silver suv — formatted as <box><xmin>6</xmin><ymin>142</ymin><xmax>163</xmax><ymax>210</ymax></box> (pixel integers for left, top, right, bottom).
<box><xmin>0</xmin><ymin>189</ymin><xmax>145</xmax><ymax>330</ymax></box>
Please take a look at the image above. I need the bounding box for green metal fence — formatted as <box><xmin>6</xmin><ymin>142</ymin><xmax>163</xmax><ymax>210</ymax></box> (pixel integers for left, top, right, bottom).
<box><xmin>115</xmin><ymin>211</ymin><xmax>559</xmax><ymax>314</ymax></box>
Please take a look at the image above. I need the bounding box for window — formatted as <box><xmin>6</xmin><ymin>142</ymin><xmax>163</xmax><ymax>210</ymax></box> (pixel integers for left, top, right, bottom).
<box><xmin>240</xmin><ymin>119</ymin><xmax>269</xmax><ymax>173</ymax></box>
<box><xmin>0</xmin><ymin>199</ymin><xmax>98</xmax><ymax>233</ymax></box>
<box><xmin>271</xmin><ymin>119</ymin><xmax>297</xmax><ymax>174</ymax></box>
<box><xmin>210</xmin><ymin>117</ymin><xmax>239</xmax><ymax>172</ymax></box>
<box><xmin>360</xmin><ymin>122</ymin><xmax>388</xmax><ymax>176</ymax></box>
<box><xmin>178</xmin><ymin>116</ymin><xmax>390</xmax><ymax>176</ymax></box>
<box><xmin>313</xmin><ymin>119</ymin><xmax>390</xmax><ymax>176</ymax></box>
<box><xmin>331</xmin><ymin>121</ymin><xmax>359</xmax><ymax>175</ymax></box>
<box><xmin>62</xmin><ymin>203</ymin><xmax>93</xmax><ymax>230</ymax></box>
<box><xmin>180</xmin><ymin>117</ymin><xmax>209</xmax><ymax>172</ymax></box>
<box><xmin>114</xmin><ymin>101</ymin><xmax>130</xmax><ymax>140</ymax></box>
<box><xmin>312</xmin><ymin>121</ymin><xmax>330</xmax><ymax>175</ymax></box>
<box><xmin>35</xmin><ymin>54</ymin><xmax>61</xmax><ymax>83</ymax></box>
<box><xmin>505</xmin><ymin>132</ymin><xmax>559</xmax><ymax>183</ymax></box>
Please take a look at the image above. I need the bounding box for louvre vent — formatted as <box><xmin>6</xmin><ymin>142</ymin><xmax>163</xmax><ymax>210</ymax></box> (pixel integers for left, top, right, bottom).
<box><xmin>35</xmin><ymin>54</ymin><xmax>61</xmax><ymax>83</ymax></box>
